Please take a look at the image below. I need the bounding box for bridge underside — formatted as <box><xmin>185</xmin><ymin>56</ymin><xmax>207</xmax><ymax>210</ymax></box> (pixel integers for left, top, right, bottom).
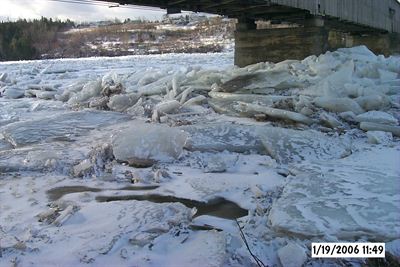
<box><xmin>109</xmin><ymin>0</ymin><xmax>309</xmax><ymax>20</ymax></box>
<box><xmin>106</xmin><ymin>0</ymin><xmax>400</xmax><ymax>66</ymax></box>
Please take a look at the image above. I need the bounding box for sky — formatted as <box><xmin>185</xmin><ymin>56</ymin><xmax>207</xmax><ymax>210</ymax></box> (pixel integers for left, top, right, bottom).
<box><xmin>0</xmin><ymin>0</ymin><xmax>166</xmax><ymax>22</ymax></box>
<box><xmin>1</xmin><ymin>0</ymin><xmax>399</xmax><ymax>23</ymax></box>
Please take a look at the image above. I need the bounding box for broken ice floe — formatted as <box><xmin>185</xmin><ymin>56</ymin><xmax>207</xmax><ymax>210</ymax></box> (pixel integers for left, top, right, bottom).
<box><xmin>30</xmin><ymin>201</ymin><xmax>193</xmax><ymax>265</ymax></box>
<box><xmin>0</xmin><ymin>46</ymin><xmax>399</xmax><ymax>266</ymax></box>
<box><xmin>112</xmin><ymin>123</ymin><xmax>188</xmax><ymax>167</ymax></box>
<box><xmin>181</xmin><ymin>122</ymin><xmax>264</xmax><ymax>153</ymax></box>
<box><xmin>366</xmin><ymin>131</ymin><xmax>393</xmax><ymax>145</ymax></box>
<box><xmin>269</xmin><ymin>145</ymin><xmax>400</xmax><ymax>240</ymax></box>
<box><xmin>1</xmin><ymin>110</ymin><xmax>130</xmax><ymax>147</ymax></box>
<box><xmin>355</xmin><ymin>110</ymin><xmax>398</xmax><ymax>125</ymax></box>
<box><xmin>360</xmin><ymin>121</ymin><xmax>400</xmax><ymax>137</ymax></box>
<box><xmin>256</xmin><ymin>126</ymin><xmax>351</xmax><ymax>164</ymax></box>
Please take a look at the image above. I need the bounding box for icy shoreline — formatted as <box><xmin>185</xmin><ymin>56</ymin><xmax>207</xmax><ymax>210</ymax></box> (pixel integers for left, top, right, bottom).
<box><xmin>0</xmin><ymin>47</ymin><xmax>399</xmax><ymax>267</ymax></box>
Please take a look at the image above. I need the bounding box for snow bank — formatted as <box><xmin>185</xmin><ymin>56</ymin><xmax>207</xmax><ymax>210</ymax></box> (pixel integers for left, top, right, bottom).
<box><xmin>25</xmin><ymin>201</ymin><xmax>193</xmax><ymax>266</ymax></box>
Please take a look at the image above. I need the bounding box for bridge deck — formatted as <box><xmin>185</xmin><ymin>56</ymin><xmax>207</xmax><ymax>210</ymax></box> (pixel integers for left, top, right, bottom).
<box><xmin>106</xmin><ymin>0</ymin><xmax>400</xmax><ymax>33</ymax></box>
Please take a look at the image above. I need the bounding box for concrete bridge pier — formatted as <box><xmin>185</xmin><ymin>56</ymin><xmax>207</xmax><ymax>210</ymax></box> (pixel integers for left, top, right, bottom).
<box><xmin>234</xmin><ymin>17</ymin><xmax>329</xmax><ymax>67</ymax></box>
<box><xmin>234</xmin><ymin>17</ymin><xmax>400</xmax><ymax>67</ymax></box>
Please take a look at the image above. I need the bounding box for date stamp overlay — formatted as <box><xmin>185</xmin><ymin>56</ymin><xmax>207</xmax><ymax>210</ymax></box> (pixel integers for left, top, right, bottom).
<box><xmin>312</xmin><ymin>243</ymin><xmax>385</xmax><ymax>258</ymax></box>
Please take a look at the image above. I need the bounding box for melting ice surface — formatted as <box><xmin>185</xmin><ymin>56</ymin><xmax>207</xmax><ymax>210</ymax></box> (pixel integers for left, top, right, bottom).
<box><xmin>0</xmin><ymin>48</ymin><xmax>399</xmax><ymax>266</ymax></box>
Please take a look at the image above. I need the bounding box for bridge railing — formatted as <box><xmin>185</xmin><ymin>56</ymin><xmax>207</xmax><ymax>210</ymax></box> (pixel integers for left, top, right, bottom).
<box><xmin>269</xmin><ymin>0</ymin><xmax>400</xmax><ymax>33</ymax></box>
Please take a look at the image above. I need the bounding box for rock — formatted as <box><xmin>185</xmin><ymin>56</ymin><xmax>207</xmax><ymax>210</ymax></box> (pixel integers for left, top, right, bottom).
<box><xmin>314</xmin><ymin>97</ymin><xmax>364</xmax><ymax>114</ymax></box>
<box><xmin>112</xmin><ymin>123</ymin><xmax>188</xmax><ymax>167</ymax></box>
<box><xmin>367</xmin><ymin>131</ymin><xmax>393</xmax><ymax>145</ymax></box>
<box><xmin>278</xmin><ymin>243</ymin><xmax>307</xmax><ymax>267</ymax></box>
<box><xmin>356</xmin><ymin>111</ymin><xmax>398</xmax><ymax>125</ymax></box>
<box><xmin>101</xmin><ymin>84</ymin><xmax>123</xmax><ymax>97</ymax></box>
<box><xmin>360</xmin><ymin>122</ymin><xmax>400</xmax><ymax>137</ymax></box>
<box><xmin>107</xmin><ymin>93</ymin><xmax>140</xmax><ymax>112</ymax></box>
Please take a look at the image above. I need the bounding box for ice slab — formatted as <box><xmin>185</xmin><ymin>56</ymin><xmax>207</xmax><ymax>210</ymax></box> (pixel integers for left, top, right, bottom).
<box><xmin>278</xmin><ymin>243</ymin><xmax>307</xmax><ymax>267</ymax></box>
<box><xmin>0</xmin><ymin>143</ymin><xmax>85</xmax><ymax>172</ymax></box>
<box><xmin>23</xmin><ymin>201</ymin><xmax>192</xmax><ymax>266</ymax></box>
<box><xmin>314</xmin><ymin>96</ymin><xmax>364</xmax><ymax>114</ymax></box>
<box><xmin>360</xmin><ymin>122</ymin><xmax>400</xmax><ymax>137</ymax></box>
<box><xmin>337</xmin><ymin>45</ymin><xmax>377</xmax><ymax>62</ymax></box>
<box><xmin>219</xmin><ymin>69</ymin><xmax>304</xmax><ymax>93</ymax></box>
<box><xmin>107</xmin><ymin>93</ymin><xmax>140</xmax><ymax>112</ymax></box>
<box><xmin>356</xmin><ymin>111</ymin><xmax>398</xmax><ymax>125</ymax></box>
<box><xmin>112</xmin><ymin>123</ymin><xmax>188</xmax><ymax>166</ymax></box>
<box><xmin>367</xmin><ymin>131</ymin><xmax>393</xmax><ymax>145</ymax></box>
<box><xmin>269</xmin><ymin>146</ymin><xmax>400</xmax><ymax>240</ymax></box>
<box><xmin>180</xmin><ymin>122</ymin><xmax>265</xmax><ymax>153</ymax></box>
<box><xmin>256</xmin><ymin>126</ymin><xmax>351</xmax><ymax>164</ymax></box>
<box><xmin>237</xmin><ymin>102</ymin><xmax>314</xmax><ymax>125</ymax></box>
<box><xmin>67</xmin><ymin>79</ymin><xmax>102</xmax><ymax>105</ymax></box>
<box><xmin>2</xmin><ymin>86</ymin><xmax>25</xmax><ymax>99</ymax></box>
<box><xmin>1</xmin><ymin>110</ymin><xmax>130</xmax><ymax>147</ymax></box>
<box><xmin>355</xmin><ymin>95</ymin><xmax>391</xmax><ymax>111</ymax></box>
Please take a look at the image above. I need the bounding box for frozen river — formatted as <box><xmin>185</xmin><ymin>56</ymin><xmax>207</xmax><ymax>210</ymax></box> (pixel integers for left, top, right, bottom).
<box><xmin>0</xmin><ymin>48</ymin><xmax>399</xmax><ymax>266</ymax></box>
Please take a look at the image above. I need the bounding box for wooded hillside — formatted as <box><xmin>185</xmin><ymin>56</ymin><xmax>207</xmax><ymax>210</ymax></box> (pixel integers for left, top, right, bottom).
<box><xmin>0</xmin><ymin>18</ymin><xmax>74</xmax><ymax>61</ymax></box>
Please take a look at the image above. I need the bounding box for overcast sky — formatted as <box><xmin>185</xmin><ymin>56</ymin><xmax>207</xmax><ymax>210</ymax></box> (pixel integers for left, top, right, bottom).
<box><xmin>0</xmin><ymin>0</ymin><xmax>166</xmax><ymax>22</ymax></box>
<box><xmin>1</xmin><ymin>0</ymin><xmax>400</xmax><ymax>23</ymax></box>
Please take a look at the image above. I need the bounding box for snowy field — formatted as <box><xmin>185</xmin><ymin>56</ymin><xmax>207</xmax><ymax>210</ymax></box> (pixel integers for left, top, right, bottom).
<box><xmin>0</xmin><ymin>48</ymin><xmax>399</xmax><ymax>267</ymax></box>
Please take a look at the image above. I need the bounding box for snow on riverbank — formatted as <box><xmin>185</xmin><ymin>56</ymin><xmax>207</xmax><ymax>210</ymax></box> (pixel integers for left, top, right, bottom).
<box><xmin>0</xmin><ymin>48</ymin><xmax>399</xmax><ymax>267</ymax></box>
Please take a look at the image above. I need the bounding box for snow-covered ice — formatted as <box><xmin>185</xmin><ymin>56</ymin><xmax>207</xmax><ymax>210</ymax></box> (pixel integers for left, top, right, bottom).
<box><xmin>0</xmin><ymin>47</ymin><xmax>399</xmax><ymax>266</ymax></box>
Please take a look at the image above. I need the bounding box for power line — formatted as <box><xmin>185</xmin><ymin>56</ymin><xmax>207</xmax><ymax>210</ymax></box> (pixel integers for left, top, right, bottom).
<box><xmin>45</xmin><ymin>0</ymin><xmax>164</xmax><ymax>12</ymax></box>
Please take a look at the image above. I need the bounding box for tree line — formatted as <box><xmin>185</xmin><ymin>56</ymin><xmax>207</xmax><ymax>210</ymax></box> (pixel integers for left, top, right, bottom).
<box><xmin>0</xmin><ymin>17</ymin><xmax>74</xmax><ymax>61</ymax></box>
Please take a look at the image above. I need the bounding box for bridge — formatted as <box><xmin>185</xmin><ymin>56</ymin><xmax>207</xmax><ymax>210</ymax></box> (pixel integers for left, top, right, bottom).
<box><xmin>105</xmin><ymin>0</ymin><xmax>400</xmax><ymax>66</ymax></box>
